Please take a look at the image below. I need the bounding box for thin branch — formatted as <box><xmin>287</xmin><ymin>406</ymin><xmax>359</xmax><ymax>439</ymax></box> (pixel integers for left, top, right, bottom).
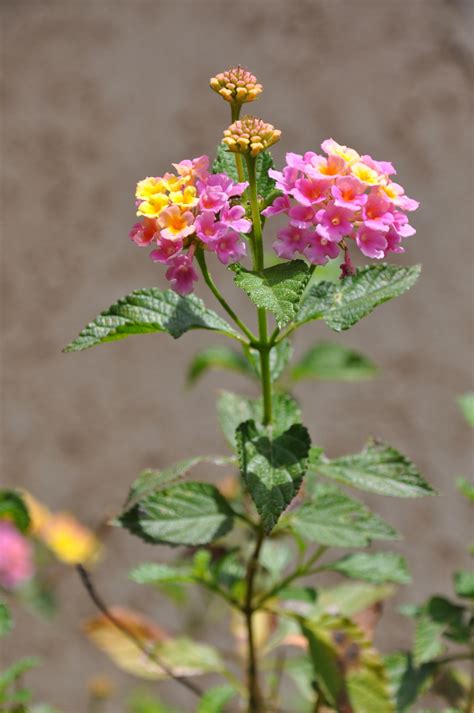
<box><xmin>76</xmin><ymin>565</ymin><xmax>203</xmax><ymax>698</ymax></box>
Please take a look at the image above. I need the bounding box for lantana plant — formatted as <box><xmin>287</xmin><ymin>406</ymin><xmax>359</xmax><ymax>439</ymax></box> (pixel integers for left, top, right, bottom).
<box><xmin>49</xmin><ymin>67</ymin><xmax>472</xmax><ymax>713</ymax></box>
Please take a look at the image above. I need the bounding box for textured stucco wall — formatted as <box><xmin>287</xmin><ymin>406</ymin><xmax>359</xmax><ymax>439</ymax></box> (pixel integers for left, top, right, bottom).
<box><xmin>1</xmin><ymin>0</ymin><xmax>473</xmax><ymax>710</ymax></box>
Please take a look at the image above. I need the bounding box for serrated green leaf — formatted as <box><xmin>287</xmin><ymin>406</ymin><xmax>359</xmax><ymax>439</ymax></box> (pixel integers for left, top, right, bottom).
<box><xmin>384</xmin><ymin>652</ymin><xmax>435</xmax><ymax>713</ymax></box>
<box><xmin>119</xmin><ymin>482</ymin><xmax>234</xmax><ymax>546</ymax></box>
<box><xmin>64</xmin><ymin>289</ymin><xmax>239</xmax><ymax>352</ymax></box>
<box><xmin>413</xmin><ymin>613</ymin><xmax>446</xmax><ymax>666</ymax></box>
<box><xmin>129</xmin><ymin>563</ymin><xmax>194</xmax><ymax>585</ymax></box>
<box><xmin>454</xmin><ymin>570</ymin><xmax>474</xmax><ymax>599</ymax></box>
<box><xmin>456</xmin><ymin>477</ymin><xmax>474</xmax><ymax>502</ymax></box>
<box><xmin>296</xmin><ymin>264</ymin><xmax>421</xmax><ymax>331</ymax></box>
<box><xmin>196</xmin><ymin>684</ymin><xmax>236</xmax><ymax>713</ymax></box>
<box><xmin>292</xmin><ymin>341</ymin><xmax>377</xmax><ymax>382</ymax></box>
<box><xmin>458</xmin><ymin>392</ymin><xmax>474</xmax><ymax>427</ymax></box>
<box><xmin>312</xmin><ymin>441</ymin><xmax>434</xmax><ymax>497</ymax></box>
<box><xmin>287</xmin><ymin>482</ymin><xmax>399</xmax><ymax>547</ymax></box>
<box><xmin>232</xmin><ymin>260</ymin><xmax>311</xmax><ymax>327</ymax></box>
<box><xmin>213</xmin><ymin>143</ymin><xmax>276</xmax><ymax>199</ymax></box>
<box><xmin>0</xmin><ymin>602</ymin><xmax>12</xmax><ymax>638</ymax></box>
<box><xmin>186</xmin><ymin>345</ymin><xmax>253</xmax><ymax>386</ymax></box>
<box><xmin>124</xmin><ymin>456</ymin><xmax>233</xmax><ymax>509</ymax></box>
<box><xmin>217</xmin><ymin>390</ymin><xmax>301</xmax><ymax>448</ymax></box>
<box><xmin>325</xmin><ymin>552</ymin><xmax>411</xmax><ymax>584</ymax></box>
<box><xmin>0</xmin><ymin>490</ymin><xmax>30</xmax><ymax>533</ymax></box>
<box><xmin>236</xmin><ymin>420</ymin><xmax>311</xmax><ymax>533</ymax></box>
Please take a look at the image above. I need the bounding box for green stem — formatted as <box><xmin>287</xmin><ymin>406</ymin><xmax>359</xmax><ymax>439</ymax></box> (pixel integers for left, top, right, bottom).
<box><xmin>254</xmin><ymin>545</ymin><xmax>327</xmax><ymax>609</ymax></box>
<box><xmin>231</xmin><ymin>103</ymin><xmax>246</xmax><ymax>184</ymax></box>
<box><xmin>246</xmin><ymin>154</ymin><xmax>273</xmax><ymax>426</ymax></box>
<box><xmin>244</xmin><ymin>527</ymin><xmax>266</xmax><ymax>713</ymax></box>
<box><xmin>196</xmin><ymin>248</ymin><xmax>257</xmax><ymax>343</ymax></box>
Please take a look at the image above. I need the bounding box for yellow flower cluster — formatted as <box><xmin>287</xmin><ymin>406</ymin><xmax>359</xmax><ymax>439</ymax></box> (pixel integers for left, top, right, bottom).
<box><xmin>223</xmin><ymin>115</ymin><xmax>281</xmax><ymax>157</ymax></box>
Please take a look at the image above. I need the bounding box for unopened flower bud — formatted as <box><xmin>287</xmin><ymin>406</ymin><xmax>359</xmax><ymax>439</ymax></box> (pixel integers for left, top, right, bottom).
<box><xmin>210</xmin><ymin>66</ymin><xmax>263</xmax><ymax>105</ymax></box>
<box><xmin>223</xmin><ymin>116</ymin><xmax>281</xmax><ymax>157</ymax></box>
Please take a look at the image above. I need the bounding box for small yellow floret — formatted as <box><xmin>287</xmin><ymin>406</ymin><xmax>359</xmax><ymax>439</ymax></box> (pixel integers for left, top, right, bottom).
<box><xmin>136</xmin><ymin>193</ymin><xmax>169</xmax><ymax>218</ymax></box>
<box><xmin>43</xmin><ymin>514</ymin><xmax>101</xmax><ymax>565</ymax></box>
<box><xmin>351</xmin><ymin>162</ymin><xmax>381</xmax><ymax>185</ymax></box>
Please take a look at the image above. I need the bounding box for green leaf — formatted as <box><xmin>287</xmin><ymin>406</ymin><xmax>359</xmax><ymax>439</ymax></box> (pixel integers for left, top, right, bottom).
<box><xmin>119</xmin><ymin>482</ymin><xmax>235</xmax><ymax>546</ymax></box>
<box><xmin>186</xmin><ymin>345</ymin><xmax>253</xmax><ymax>385</ymax></box>
<box><xmin>127</xmin><ymin>691</ymin><xmax>183</xmax><ymax>713</ymax></box>
<box><xmin>413</xmin><ymin>597</ymin><xmax>468</xmax><ymax>666</ymax></box>
<box><xmin>129</xmin><ymin>563</ymin><xmax>194</xmax><ymax>585</ymax></box>
<box><xmin>232</xmin><ymin>260</ymin><xmax>311</xmax><ymax>327</ymax></box>
<box><xmin>296</xmin><ymin>264</ymin><xmax>421</xmax><ymax>331</ymax></box>
<box><xmin>236</xmin><ymin>420</ymin><xmax>311</xmax><ymax>533</ymax></box>
<box><xmin>124</xmin><ymin>456</ymin><xmax>233</xmax><ymax>509</ymax></box>
<box><xmin>456</xmin><ymin>477</ymin><xmax>474</xmax><ymax>502</ymax></box>
<box><xmin>324</xmin><ymin>552</ymin><xmax>411</xmax><ymax>584</ymax></box>
<box><xmin>292</xmin><ymin>341</ymin><xmax>377</xmax><ymax>382</ymax></box>
<box><xmin>0</xmin><ymin>490</ymin><xmax>30</xmax><ymax>532</ymax></box>
<box><xmin>0</xmin><ymin>602</ymin><xmax>12</xmax><ymax>638</ymax></box>
<box><xmin>286</xmin><ymin>482</ymin><xmax>399</xmax><ymax>547</ymax></box>
<box><xmin>300</xmin><ymin>621</ymin><xmax>343</xmax><ymax>707</ymax></box>
<box><xmin>312</xmin><ymin>440</ymin><xmax>435</xmax><ymax>497</ymax></box>
<box><xmin>196</xmin><ymin>685</ymin><xmax>236</xmax><ymax>713</ymax></box>
<box><xmin>0</xmin><ymin>657</ymin><xmax>39</xmax><ymax>692</ymax></box>
<box><xmin>384</xmin><ymin>652</ymin><xmax>435</xmax><ymax>713</ymax></box>
<box><xmin>213</xmin><ymin>143</ymin><xmax>276</xmax><ymax>199</ymax></box>
<box><xmin>217</xmin><ymin>390</ymin><xmax>301</xmax><ymax>448</ymax></box>
<box><xmin>458</xmin><ymin>392</ymin><xmax>474</xmax><ymax>427</ymax></box>
<box><xmin>64</xmin><ymin>289</ymin><xmax>239</xmax><ymax>352</ymax></box>
<box><xmin>313</xmin><ymin>583</ymin><xmax>395</xmax><ymax>619</ymax></box>
<box><xmin>454</xmin><ymin>570</ymin><xmax>474</xmax><ymax>599</ymax></box>
<box><xmin>346</xmin><ymin>667</ymin><xmax>395</xmax><ymax>713</ymax></box>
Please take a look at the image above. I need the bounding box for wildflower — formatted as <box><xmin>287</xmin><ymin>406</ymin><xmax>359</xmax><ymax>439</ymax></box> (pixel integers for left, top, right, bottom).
<box><xmin>264</xmin><ymin>139</ymin><xmax>419</xmax><ymax>267</ymax></box>
<box><xmin>223</xmin><ymin>116</ymin><xmax>281</xmax><ymax>157</ymax></box>
<box><xmin>130</xmin><ymin>155</ymin><xmax>251</xmax><ymax>294</ymax></box>
<box><xmin>165</xmin><ymin>254</ymin><xmax>199</xmax><ymax>295</ymax></box>
<box><xmin>210</xmin><ymin>66</ymin><xmax>263</xmax><ymax>105</ymax></box>
<box><xmin>0</xmin><ymin>521</ymin><xmax>34</xmax><ymax>589</ymax></box>
<box><xmin>158</xmin><ymin>206</ymin><xmax>195</xmax><ymax>241</ymax></box>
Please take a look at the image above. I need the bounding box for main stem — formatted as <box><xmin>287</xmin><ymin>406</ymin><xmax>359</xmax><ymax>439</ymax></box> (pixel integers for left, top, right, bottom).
<box><xmin>243</xmin><ymin>154</ymin><xmax>274</xmax><ymax>713</ymax></box>
<box><xmin>231</xmin><ymin>103</ymin><xmax>246</xmax><ymax>184</ymax></box>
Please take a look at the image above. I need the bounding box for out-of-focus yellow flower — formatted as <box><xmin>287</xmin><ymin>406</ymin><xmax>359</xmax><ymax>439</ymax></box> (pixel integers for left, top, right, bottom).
<box><xmin>88</xmin><ymin>675</ymin><xmax>114</xmax><ymax>700</ymax></box>
<box><xmin>42</xmin><ymin>513</ymin><xmax>101</xmax><ymax>564</ymax></box>
<box><xmin>21</xmin><ymin>491</ymin><xmax>101</xmax><ymax>565</ymax></box>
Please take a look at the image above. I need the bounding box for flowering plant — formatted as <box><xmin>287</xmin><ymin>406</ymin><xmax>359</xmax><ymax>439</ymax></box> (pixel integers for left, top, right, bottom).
<box><xmin>3</xmin><ymin>67</ymin><xmax>469</xmax><ymax>713</ymax></box>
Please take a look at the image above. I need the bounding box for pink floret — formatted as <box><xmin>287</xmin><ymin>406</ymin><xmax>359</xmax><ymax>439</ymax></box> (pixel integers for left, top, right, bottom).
<box><xmin>0</xmin><ymin>521</ymin><xmax>34</xmax><ymax>589</ymax></box>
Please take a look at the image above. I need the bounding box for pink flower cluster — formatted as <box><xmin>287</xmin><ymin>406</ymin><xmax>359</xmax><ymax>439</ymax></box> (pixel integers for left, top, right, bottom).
<box><xmin>0</xmin><ymin>521</ymin><xmax>34</xmax><ymax>589</ymax></box>
<box><xmin>129</xmin><ymin>156</ymin><xmax>251</xmax><ymax>295</ymax></box>
<box><xmin>263</xmin><ymin>139</ymin><xmax>419</xmax><ymax>270</ymax></box>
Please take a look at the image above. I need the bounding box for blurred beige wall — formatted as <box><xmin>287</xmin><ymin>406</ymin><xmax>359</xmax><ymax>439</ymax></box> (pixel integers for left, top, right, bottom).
<box><xmin>1</xmin><ymin>0</ymin><xmax>473</xmax><ymax>710</ymax></box>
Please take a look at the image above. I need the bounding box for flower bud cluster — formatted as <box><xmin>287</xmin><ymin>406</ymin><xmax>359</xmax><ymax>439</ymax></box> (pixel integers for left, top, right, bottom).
<box><xmin>223</xmin><ymin>116</ymin><xmax>281</xmax><ymax>157</ymax></box>
<box><xmin>210</xmin><ymin>66</ymin><xmax>263</xmax><ymax>105</ymax></box>
<box><xmin>130</xmin><ymin>157</ymin><xmax>251</xmax><ymax>295</ymax></box>
<box><xmin>263</xmin><ymin>139</ymin><xmax>419</xmax><ymax>268</ymax></box>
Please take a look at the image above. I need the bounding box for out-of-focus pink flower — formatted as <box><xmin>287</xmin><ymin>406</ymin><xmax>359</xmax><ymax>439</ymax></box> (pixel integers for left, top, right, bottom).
<box><xmin>356</xmin><ymin>224</ymin><xmax>388</xmax><ymax>259</ymax></box>
<box><xmin>272</xmin><ymin>226</ymin><xmax>309</xmax><ymax>260</ymax></box>
<box><xmin>362</xmin><ymin>192</ymin><xmax>394</xmax><ymax>232</ymax></box>
<box><xmin>315</xmin><ymin>205</ymin><xmax>354</xmax><ymax>242</ymax></box>
<box><xmin>210</xmin><ymin>230</ymin><xmax>247</xmax><ymax>265</ymax></box>
<box><xmin>172</xmin><ymin>155</ymin><xmax>210</xmax><ymax>182</ymax></box>
<box><xmin>220</xmin><ymin>205</ymin><xmax>251</xmax><ymax>233</ymax></box>
<box><xmin>165</xmin><ymin>254</ymin><xmax>199</xmax><ymax>295</ymax></box>
<box><xmin>0</xmin><ymin>521</ymin><xmax>34</xmax><ymax>589</ymax></box>
<box><xmin>268</xmin><ymin>166</ymin><xmax>299</xmax><ymax>193</ymax></box>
